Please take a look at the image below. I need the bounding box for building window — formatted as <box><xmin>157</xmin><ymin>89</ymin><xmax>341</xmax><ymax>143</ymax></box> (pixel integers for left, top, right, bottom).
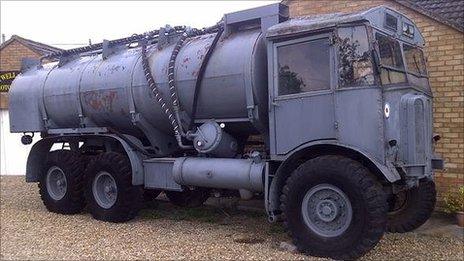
<box><xmin>277</xmin><ymin>38</ymin><xmax>330</xmax><ymax>96</ymax></box>
<box><xmin>338</xmin><ymin>26</ymin><xmax>374</xmax><ymax>87</ymax></box>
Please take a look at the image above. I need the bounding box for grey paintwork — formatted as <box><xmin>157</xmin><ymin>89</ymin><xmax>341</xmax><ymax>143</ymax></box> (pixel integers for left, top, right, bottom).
<box><xmin>262</xmin><ymin>5</ymin><xmax>440</xmax><ymax>218</ymax></box>
<box><xmin>172</xmin><ymin>157</ymin><xmax>264</xmax><ymax>192</ymax></box>
<box><xmin>9</xmin><ymin>28</ymin><xmax>269</xmax><ymax>148</ymax></box>
<box><xmin>192</xmin><ymin>121</ymin><xmax>238</xmax><ymax>158</ymax></box>
<box><xmin>267</xmin><ymin>6</ymin><xmax>425</xmax><ymax>46</ymax></box>
<box><xmin>143</xmin><ymin>158</ymin><xmax>182</xmax><ymax>191</ymax></box>
<box><xmin>10</xmin><ymin>4</ymin><xmax>442</xmax><ymax>220</ymax></box>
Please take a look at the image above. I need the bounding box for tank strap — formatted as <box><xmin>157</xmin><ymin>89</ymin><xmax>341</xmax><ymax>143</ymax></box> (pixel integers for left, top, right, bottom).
<box><xmin>189</xmin><ymin>27</ymin><xmax>224</xmax><ymax>130</ymax></box>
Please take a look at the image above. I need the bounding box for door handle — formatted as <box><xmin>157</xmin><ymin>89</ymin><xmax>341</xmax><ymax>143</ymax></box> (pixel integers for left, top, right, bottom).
<box><xmin>271</xmin><ymin>101</ymin><xmax>280</xmax><ymax>107</ymax></box>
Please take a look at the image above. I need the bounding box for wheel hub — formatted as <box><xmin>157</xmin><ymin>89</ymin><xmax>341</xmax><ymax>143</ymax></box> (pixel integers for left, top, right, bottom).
<box><xmin>93</xmin><ymin>171</ymin><xmax>118</xmax><ymax>209</ymax></box>
<box><xmin>46</xmin><ymin>166</ymin><xmax>67</xmax><ymax>201</ymax></box>
<box><xmin>301</xmin><ymin>183</ymin><xmax>353</xmax><ymax>237</ymax></box>
<box><xmin>317</xmin><ymin>199</ymin><xmax>338</xmax><ymax>222</ymax></box>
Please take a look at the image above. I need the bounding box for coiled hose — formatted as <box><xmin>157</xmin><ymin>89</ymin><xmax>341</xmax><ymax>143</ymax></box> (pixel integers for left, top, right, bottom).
<box><xmin>141</xmin><ymin>24</ymin><xmax>223</xmax><ymax>150</ymax></box>
<box><xmin>167</xmin><ymin>25</ymin><xmax>223</xmax><ymax>137</ymax></box>
<box><xmin>141</xmin><ymin>42</ymin><xmax>191</xmax><ymax>149</ymax></box>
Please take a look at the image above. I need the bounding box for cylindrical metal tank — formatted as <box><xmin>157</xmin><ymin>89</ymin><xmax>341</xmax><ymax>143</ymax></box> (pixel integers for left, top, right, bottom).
<box><xmin>9</xmin><ymin>28</ymin><xmax>268</xmax><ymax>144</ymax></box>
<box><xmin>173</xmin><ymin>157</ymin><xmax>264</xmax><ymax>192</ymax></box>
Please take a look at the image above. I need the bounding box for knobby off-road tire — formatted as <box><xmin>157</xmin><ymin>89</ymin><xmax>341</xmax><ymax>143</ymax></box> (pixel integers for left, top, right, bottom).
<box><xmin>166</xmin><ymin>187</ymin><xmax>210</xmax><ymax>207</ymax></box>
<box><xmin>85</xmin><ymin>152</ymin><xmax>143</xmax><ymax>223</ymax></box>
<box><xmin>280</xmin><ymin>155</ymin><xmax>388</xmax><ymax>260</ymax></box>
<box><xmin>39</xmin><ymin>150</ymin><xmax>86</xmax><ymax>214</ymax></box>
<box><xmin>387</xmin><ymin>180</ymin><xmax>436</xmax><ymax>233</ymax></box>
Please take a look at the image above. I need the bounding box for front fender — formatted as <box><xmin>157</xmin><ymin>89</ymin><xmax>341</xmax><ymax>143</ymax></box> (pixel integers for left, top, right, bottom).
<box><xmin>266</xmin><ymin>140</ymin><xmax>401</xmax><ymax>217</ymax></box>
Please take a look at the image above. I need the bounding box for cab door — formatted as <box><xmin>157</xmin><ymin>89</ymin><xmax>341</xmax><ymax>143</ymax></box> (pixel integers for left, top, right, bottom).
<box><xmin>269</xmin><ymin>34</ymin><xmax>336</xmax><ymax>155</ymax></box>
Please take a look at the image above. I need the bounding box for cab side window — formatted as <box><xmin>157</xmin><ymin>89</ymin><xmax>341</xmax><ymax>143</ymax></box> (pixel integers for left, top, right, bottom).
<box><xmin>277</xmin><ymin>38</ymin><xmax>330</xmax><ymax>96</ymax></box>
<box><xmin>338</xmin><ymin>26</ymin><xmax>375</xmax><ymax>87</ymax></box>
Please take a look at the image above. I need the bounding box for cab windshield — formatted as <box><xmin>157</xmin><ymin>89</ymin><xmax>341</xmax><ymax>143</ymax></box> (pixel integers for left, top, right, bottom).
<box><xmin>375</xmin><ymin>32</ymin><xmax>430</xmax><ymax>92</ymax></box>
<box><xmin>403</xmin><ymin>43</ymin><xmax>430</xmax><ymax>91</ymax></box>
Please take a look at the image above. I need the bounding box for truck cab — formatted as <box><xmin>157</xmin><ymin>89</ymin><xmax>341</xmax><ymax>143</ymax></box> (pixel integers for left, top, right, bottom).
<box><xmin>267</xmin><ymin>6</ymin><xmax>441</xmax><ymax>178</ymax></box>
<box><xmin>263</xmin><ymin>6</ymin><xmax>443</xmax><ymax>257</ymax></box>
<box><xmin>265</xmin><ymin>5</ymin><xmax>442</xmax><ymax>204</ymax></box>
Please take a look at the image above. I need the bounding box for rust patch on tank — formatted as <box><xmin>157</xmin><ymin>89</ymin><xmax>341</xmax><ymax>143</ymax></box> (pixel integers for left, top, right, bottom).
<box><xmin>108</xmin><ymin>65</ymin><xmax>123</xmax><ymax>74</ymax></box>
<box><xmin>196</xmin><ymin>49</ymin><xmax>206</xmax><ymax>60</ymax></box>
<box><xmin>83</xmin><ymin>90</ymin><xmax>118</xmax><ymax>112</ymax></box>
<box><xmin>181</xmin><ymin>57</ymin><xmax>190</xmax><ymax>69</ymax></box>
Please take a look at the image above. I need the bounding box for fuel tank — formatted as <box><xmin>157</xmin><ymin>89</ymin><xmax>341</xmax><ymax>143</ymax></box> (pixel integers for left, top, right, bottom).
<box><xmin>9</xmin><ymin>28</ymin><xmax>268</xmax><ymax>140</ymax></box>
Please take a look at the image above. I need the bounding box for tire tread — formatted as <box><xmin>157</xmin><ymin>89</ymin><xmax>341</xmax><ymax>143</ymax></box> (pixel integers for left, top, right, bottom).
<box><xmin>85</xmin><ymin>152</ymin><xmax>142</xmax><ymax>223</ymax></box>
<box><xmin>38</xmin><ymin>150</ymin><xmax>86</xmax><ymax>214</ymax></box>
<box><xmin>280</xmin><ymin>155</ymin><xmax>387</xmax><ymax>260</ymax></box>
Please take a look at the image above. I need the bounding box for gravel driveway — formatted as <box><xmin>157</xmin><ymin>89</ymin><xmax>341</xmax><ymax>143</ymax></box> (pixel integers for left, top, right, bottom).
<box><xmin>1</xmin><ymin>176</ymin><xmax>463</xmax><ymax>260</ymax></box>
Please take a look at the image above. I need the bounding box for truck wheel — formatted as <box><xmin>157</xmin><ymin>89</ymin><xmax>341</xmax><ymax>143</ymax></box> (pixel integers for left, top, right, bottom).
<box><xmin>39</xmin><ymin>150</ymin><xmax>86</xmax><ymax>214</ymax></box>
<box><xmin>166</xmin><ymin>187</ymin><xmax>210</xmax><ymax>207</ymax></box>
<box><xmin>387</xmin><ymin>180</ymin><xmax>436</xmax><ymax>233</ymax></box>
<box><xmin>85</xmin><ymin>152</ymin><xmax>143</xmax><ymax>222</ymax></box>
<box><xmin>280</xmin><ymin>155</ymin><xmax>387</xmax><ymax>260</ymax></box>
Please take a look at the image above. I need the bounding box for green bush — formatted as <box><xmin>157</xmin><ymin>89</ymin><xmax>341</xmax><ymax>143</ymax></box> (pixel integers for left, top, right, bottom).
<box><xmin>444</xmin><ymin>186</ymin><xmax>464</xmax><ymax>213</ymax></box>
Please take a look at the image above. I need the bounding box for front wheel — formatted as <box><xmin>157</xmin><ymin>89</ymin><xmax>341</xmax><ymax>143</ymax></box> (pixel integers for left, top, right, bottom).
<box><xmin>280</xmin><ymin>155</ymin><xmax>387</xmax><ymax>260</ymax></box>
<box><xmin>387</xmin><ymin>180</ymin><xmax>436</xmax><ymax>233</ymax></box>
<box><xmin>85</xmin><ymin>152</ymin><xmax>143</xmax><ymax>223</ymax></box>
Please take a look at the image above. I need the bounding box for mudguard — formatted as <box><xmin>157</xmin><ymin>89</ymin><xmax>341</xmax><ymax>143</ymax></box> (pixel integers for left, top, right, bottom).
<box><xmin>26</xmin><ymin>134</ymin><xmax>145</xmax><ymax>185</ymax></box>
<box><xmin>266</xmin><ymin>140</ymin><xmax>401</xmax><ymax>219</ymax></box>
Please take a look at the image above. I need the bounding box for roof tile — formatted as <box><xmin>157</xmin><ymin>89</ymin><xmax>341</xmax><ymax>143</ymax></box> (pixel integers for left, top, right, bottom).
<box><xmin>0</xmin><ymin>35</ymin><xmax>62</xmax><ymax>55</ymax></box>
<box><xmin>396</xmin><ymin>0</ymin><xmax>464</xmax><ymax>32</ymax></box>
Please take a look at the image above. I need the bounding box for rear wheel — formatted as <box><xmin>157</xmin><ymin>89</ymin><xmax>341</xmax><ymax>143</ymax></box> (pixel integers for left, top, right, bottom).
<box><xmin>387</xmin><ymin>180</ymin><xmax>436</xmax><ymax>233</ymax></box>
<box><xmin>166</xmin><ymin>187</ymin><xmax>210</xmax><ymax>207</ymax></box>
<box><xmin>39</xmin><ymin>150</ymin><xmax>85</xmax><ymax>214</ymax></box>
<box><xmin>85</xmin><ymin>152</ymin><xmax>143</xmax><ymax>222</ymax></box>
<box><xmin>280</xmin><ymin>155</ymin><xmax>387</xmax><ymax>260</ymax></box>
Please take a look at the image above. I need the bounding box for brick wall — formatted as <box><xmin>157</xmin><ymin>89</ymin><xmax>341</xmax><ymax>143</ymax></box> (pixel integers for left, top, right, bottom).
<box><xmin>285</xmin><ymin>0</ymin><xmax>464</xmax><ymax>204</ymax></box>
<box><xmin>0</xmin><ymin>40</ymin><xmax>42</xmax><ymax>109</ymax></box>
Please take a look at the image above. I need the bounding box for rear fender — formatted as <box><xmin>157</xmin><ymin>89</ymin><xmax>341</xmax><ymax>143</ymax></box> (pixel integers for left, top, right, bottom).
<box><xmin>26</xmin><ymin>134</ymin><xmax>144</xmax><ymax>185</ymax></box>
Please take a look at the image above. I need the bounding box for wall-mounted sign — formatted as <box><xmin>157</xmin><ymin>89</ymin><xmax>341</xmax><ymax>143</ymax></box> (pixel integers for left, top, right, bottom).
<box><xmin>0</xmin><ymin>71</ymin><xmax>20</xmax><ymax>92</ymax></box>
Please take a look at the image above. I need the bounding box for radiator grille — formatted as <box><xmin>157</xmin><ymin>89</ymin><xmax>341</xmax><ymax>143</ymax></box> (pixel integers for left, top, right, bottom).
<box><xmin>399</xmin><ymin>93</ymin><xmax>432</xmax><ymax>177</ymax></box>
<box><xmin>414</xmin><ymin>99</ymin><xmax>425</xmax><ymax>163</ymax></box>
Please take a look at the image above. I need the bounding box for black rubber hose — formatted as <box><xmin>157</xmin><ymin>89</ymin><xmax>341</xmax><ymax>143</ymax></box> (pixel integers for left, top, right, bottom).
<box><xmin>189</xmin><ymin>27</ymin><xmax>224</xmax><ymax>130</ymax></box>
<box><xmin>167</xmin><ymin>25</ymin><xmax>223</xmax><ymax>135</ymax></box>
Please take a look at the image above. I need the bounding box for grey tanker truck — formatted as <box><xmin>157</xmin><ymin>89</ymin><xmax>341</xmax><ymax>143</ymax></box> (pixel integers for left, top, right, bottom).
<box><xmin>9</xmin><ymin>4</ymin><xmax>444</xmax><ymax>259</ymax></box>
